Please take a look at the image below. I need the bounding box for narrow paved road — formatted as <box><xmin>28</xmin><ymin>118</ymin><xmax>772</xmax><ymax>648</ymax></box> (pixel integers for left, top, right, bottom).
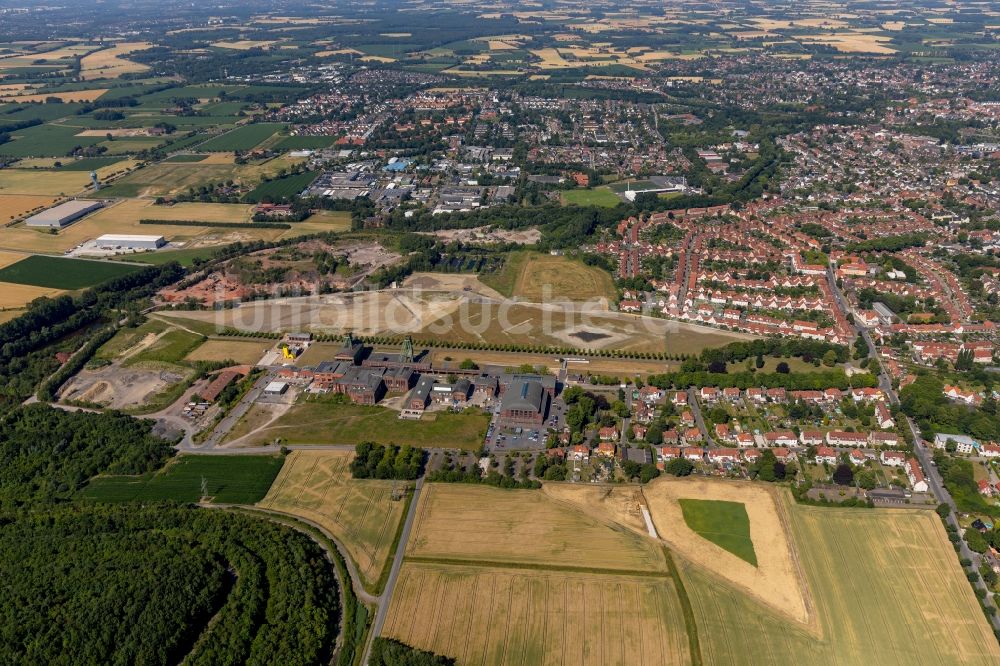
<box><xmin>178</xmin><ymin>371</ymin><xmax>276</xmax><ymax>451</ymax></box>
<box><xmin>687</xmin><ymin>386</ymin><xmax>716</xmax><ymax>447</ymax></box>
<box><xmin>361</xmin><ymin>477</ymin><xmax>424</xmax><ymax>665</ymax></box>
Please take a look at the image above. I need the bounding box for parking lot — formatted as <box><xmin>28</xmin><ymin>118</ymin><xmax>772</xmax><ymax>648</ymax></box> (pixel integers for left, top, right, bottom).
<box><xmin>486</xmin><ymin>398</ymin><xmax>567</xmax><ymax>452</ymax></box>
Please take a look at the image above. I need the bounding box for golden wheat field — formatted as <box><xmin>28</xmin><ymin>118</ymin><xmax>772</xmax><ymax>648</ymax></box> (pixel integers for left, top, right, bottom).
<box><xmin>679</xmin><ymin>503</ymin><xmax>1000</xmax><ymax>665</ymax></box>
<box><xmin>79</xmin><ymin>42</ymin><xmax>153</xmax><ymax>80</ymax></box>
<box><xmin>643</xmin><ymin>478</ymin><xmax>810</xmax><ymax>625</ymax></box>
<box><xmin>0</xmin><ymin>88</ymin><xmax>108</xmax><ymax>103</ymax></box>
<box><xmin>0</xmin><ymin>282</ymin><xmax>65</xmax><ymax>308</ymax></box>
<box><xmin>382</xmin><ymin>562</ymin><xmax>690</xmax><ymax>666</ymax></box>
<box><xmin>405</xmin><ymin>484</ymin><xmax>668</xmax><ymax>574</ymax></box>
<box><xmin>258</xmin><ymin>451</ymin><xmax>407</xmax><ymax>588</ymax></box>
<box><xmin>0</xmin><ymin>195</ymin><xmax>59</xmax><ymax>222</ymax></box>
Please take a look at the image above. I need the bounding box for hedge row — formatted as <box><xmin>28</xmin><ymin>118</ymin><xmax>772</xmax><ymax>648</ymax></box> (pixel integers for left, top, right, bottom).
<box><xmin>139</xmin><ymin>219</ymin><xmax>291</xmax><ymax>230</ymax></box>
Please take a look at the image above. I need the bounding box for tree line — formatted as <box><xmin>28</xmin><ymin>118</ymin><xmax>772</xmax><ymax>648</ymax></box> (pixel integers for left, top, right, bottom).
<box><xmin>647</xmin><ymin>369</ymin><xmax>877</xmax><ymax>391</ymax></box>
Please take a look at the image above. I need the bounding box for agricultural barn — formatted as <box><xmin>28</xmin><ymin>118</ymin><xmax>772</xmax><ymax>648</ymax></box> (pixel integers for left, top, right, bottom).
<box><xmin>499</xmin><ymin>379</ymin><xmax>550</xmax><ymax>425</ymax></box>
<box><xmin>96</xmin><ymin>234</ymin><xmax>167</xmax><ymax>250</ymax></box>
<box><xmin>24</xmin><ymin>199</ymin><xmax>103</xmax><ymax>228</ymax></box>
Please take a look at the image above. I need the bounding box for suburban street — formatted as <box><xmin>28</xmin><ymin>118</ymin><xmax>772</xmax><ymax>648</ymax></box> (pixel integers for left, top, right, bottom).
<box><xmin>687</xmin><ymin>386</ymin><xmax>717</xmax><ymax>447</ymax></box>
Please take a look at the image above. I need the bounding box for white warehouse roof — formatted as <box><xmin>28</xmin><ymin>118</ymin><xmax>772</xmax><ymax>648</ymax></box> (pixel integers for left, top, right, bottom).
<box><xmin>24</xmin><ymin>199</ymin><xmax>103</xmax><ymax>227</ymax></box>
<box><xmin>96</xmin><ymin>234</ymin><xmax>166</xmax><ymax>243</ymax></box>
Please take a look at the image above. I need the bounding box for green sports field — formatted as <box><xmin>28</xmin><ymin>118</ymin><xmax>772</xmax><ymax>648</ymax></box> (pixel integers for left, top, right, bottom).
<box><xmin>561</xmin><ymin>188</ymin><xmax>622</xmax><ymax>207</ymax></box>
<box><xmin>0</xmin><ymin>255</ymin><xmax>142</xmax><ymax>289</ymax></box>
<box><xmin>679</xmin><ymin>498</ymin><xmax>757</xmax><ymax>565</ymax></box>
<box><xmin>81</xmin><ymin>454</ymin><xmax>284</xmax><ymax>504</ymax></box>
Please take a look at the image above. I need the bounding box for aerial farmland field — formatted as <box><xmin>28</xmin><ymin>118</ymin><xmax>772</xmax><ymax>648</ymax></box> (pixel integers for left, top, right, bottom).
<box><xmin>198</xmin><ymin>123</ymin><xmax>286</xmax><ymax>151</ymax></box>
<box><xmin>258</xmin><ymin>450</ymin><xmax>407</xmax><ymax>590</ymax></box>
<box><xmin>244</xmin><ymin>170</ymin><xmax>319</xmax><ymax>202</ymax></box>
<box><xmin>185</xmin><ymin>338</ymin><xmax>269</xmax><ymax>364</ymax></box>
<box><xmin>405</xmin><ymin>484</ymin><xmax>668</xmax><ymax>573</ymax></box>
<box><xmin>679</xmin><ymin>502</ymin><xmax>1000</xmax><ymax>665</ymax></box>
<box><xmin>382</xmin><ymin>483</ymin><xmax>691</xmax><ymax>664</ymax></box>
<box><xmin>225</xmin><ymin>399</ymin><xmax>490</xmax><ymax>450</ymax></box>
<box><xmin>0</xmin><ymin>255</ymin><xmax>141</xmax><ymax>289</ymax></box>
<box><xmin>97</xmin><ymin>154</ymin><xmax>304</xmax><ymax>198</ymax></box>
<box><xmin>81</xmin><ymin>454</ymin><xmax>283</xmax><ymax>503</ymax></box>
<box><xmin>0</xmin><ymin>282</ymin><xmax>64</xmax><ymax>308</ymax></box>
<box><xmin>0</xmin><ymin>123</ymin><xmax>104</xmax><ymax>158</ymax></box>
<box><xmin>0</xmin><ymin>168</ymin><xmax>99</xmax><ymax>195</ymax></box>
<box><xmin>382</xmin><ymin>562</ymin><xmax>691</xmax><ymax>666</ymax></box>
<box><xmin>79</xmin><ymin>42</ymin><xmax>153</xmax><ymax>79</ymax></box>
<box><xmin>0</xmin><ymin>194</ymin><xmax>59</xmax><ymax>222</ymax></box>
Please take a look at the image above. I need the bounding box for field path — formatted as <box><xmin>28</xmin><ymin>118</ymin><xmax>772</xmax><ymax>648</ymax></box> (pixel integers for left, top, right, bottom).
<box><xmin>362</xmin><ymin>477</ymin><xmax>424</xmax><ymax>665</ymax></box>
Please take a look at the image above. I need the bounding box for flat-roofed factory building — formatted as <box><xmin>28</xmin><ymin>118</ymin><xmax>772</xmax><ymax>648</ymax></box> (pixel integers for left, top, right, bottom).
<box><xmin>24</xmin><ymin>199</ymin><xmax>104</xmax><ymax>228</ymax></box>
<box><xmin>95</xmin><ymin>234</ymin><xmax>167</xmax><ymax>250</ymax></box>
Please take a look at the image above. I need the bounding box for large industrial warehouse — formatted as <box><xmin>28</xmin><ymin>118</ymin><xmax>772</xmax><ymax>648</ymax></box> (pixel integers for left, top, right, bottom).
<box><xmin>24</xmin><ymin>200</ymin><xmax>104</xmax><ymax>228</ymax></box>
<box><xmin>95</xmin><ymin>234</ymin><xmax>167</xmax><ymax>250</ymax></box>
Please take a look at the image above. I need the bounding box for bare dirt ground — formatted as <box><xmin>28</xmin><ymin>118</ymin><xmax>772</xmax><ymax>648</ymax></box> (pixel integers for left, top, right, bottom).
<box><xmin>425</xmin><ymin>226</ymin><xmax>541</xmax><ymax>245</ymax></box>
<box><xmin>642</xmin><ymin>477</ymin><xmax>814</xmax><ymax>629</ymax></box>
<box><xmin>60</xmin><ymin>363</ymin><xmax>189</xmax><ymax>409</ymax></box>
<box><xmin>341</xmin><ymin>242</ymin><xmax>401</xmax><ymax>272</ymax></box>
<box><xmin>401</xmin><ymin>272</ymin><xmax>504</xmax><ymax>299</ymax></box>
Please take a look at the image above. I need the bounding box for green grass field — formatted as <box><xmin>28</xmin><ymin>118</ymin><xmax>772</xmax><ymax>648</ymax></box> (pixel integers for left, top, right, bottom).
<box><xmin>244</xmin><ymin>170</ymin><xmax>319</xmax><ymax>202</ymax></box>
<box><xmin>0</xmin><ymin>255</ymin><xmax>142</xmax><ymax>289</ymax></box>
<box><xmin>561</xmin><ymin>188</ymin><xmax>622</xmax><ymax>207</ymax></box>
<box><xmin>678</xmin><ymin>498</ymin><xmax>757</xmax><ymax>566</ymax></box>
<box><xmin>229</xmin><ymin>399</ymin><xmax>490</xmax><ymax>450</ymax></box>
<box><xmin>198</xmin><ymin>123</ymin><xmax>285</xmax><ymax>151</ymax></box>
<box><xmin>480</xmin><ymin>250</ymin><xmax>617</xmax><ymax>302</ymax></box>
<box><xmin>122</xmin><ymin>246</ymin><xmax>220</xmax><ymax>266</ymax></box>
<box><xmin>94</xmin><ymin>319</ymin><xmax>169</xmax><ymax>361</ymax></box>
<box><xmin>81</xmin><ymin>454</ymin><xmax>284</xmax><ymax>504</ymax></box>
<box><xmin>609</xmin><ymin>179</ymin><xmax>658</xmax><ymax>193</ymax></box>
<box><xmin>0</xmin><ymin>123</ymin><xmax>103</xmax><ymax>157</ymax></box>
<box><xmin>478</xmin><ymin>250</ymin><xmax>528</xmax><ymax>297</ymax></box>
<box><xmin>124</xmin><ymin>328</ymin><xmax>206</xmax><ymax>366</ymax></box>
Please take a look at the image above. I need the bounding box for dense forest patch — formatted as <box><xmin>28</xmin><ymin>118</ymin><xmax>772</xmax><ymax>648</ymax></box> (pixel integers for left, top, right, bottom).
<box><xmin>0</xmin><ymin>404</ymin><xmax>172</xmax><ymax>506</ymax></box>
<box><xmin>0</xmin><ymin>504</ymin><xmax>339</xmax><ymax>665</ymax></box>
